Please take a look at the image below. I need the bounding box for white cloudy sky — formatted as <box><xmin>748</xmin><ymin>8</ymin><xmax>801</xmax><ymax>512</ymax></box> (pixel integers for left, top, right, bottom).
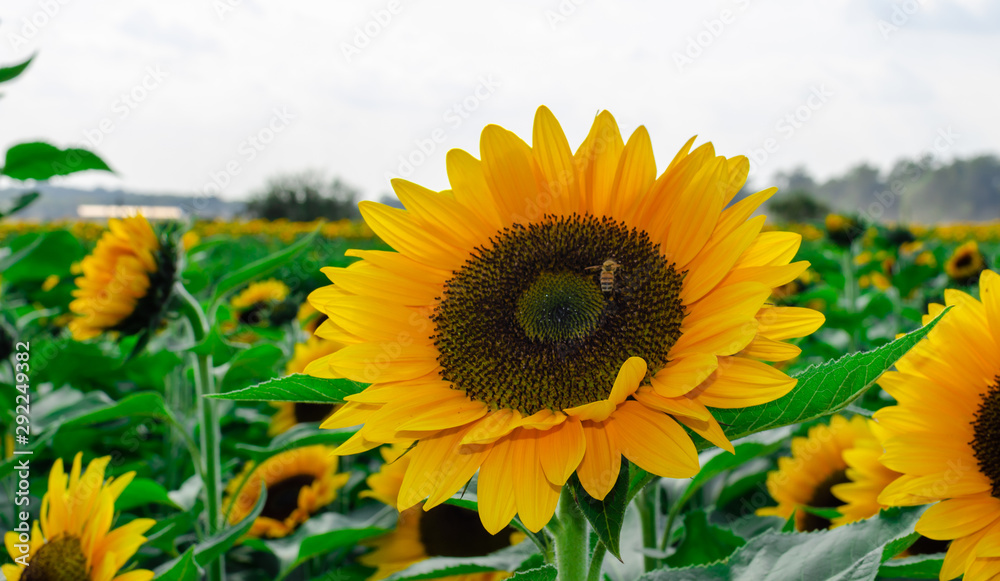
<box><xmin>1</xmin><ymin>0</ymin><xmax>998</xmax><ymax>201</ymax></box>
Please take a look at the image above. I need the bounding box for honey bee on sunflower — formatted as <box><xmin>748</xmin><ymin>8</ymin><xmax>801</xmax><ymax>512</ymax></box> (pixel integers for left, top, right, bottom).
<box><xmin>306</xmin><ymin>106</ymin><xmax>825</xmax><ymax>533</ymax></box>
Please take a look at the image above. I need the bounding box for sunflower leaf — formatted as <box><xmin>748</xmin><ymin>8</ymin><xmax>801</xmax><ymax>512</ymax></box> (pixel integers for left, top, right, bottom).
<box><xmin>710</xmin><ymin>307</ymin><xmax>950</xmax><ymax>444</ymax></box>
<box><xmin>2</xmin><ymin>141</ymin><xmax>113</xmax><ymax>180</ymax></box>
<box><xmin>664</xmin><ymin>510</ymin><xmax>745</xmax><ymax>569</ymax></box>
<box><xmin>208</xmin><ymin>225</ymin><xmax>319</xmax><ymax>307</ymax></box>
<box><xmin>383</xmin><ymin>541</ymin><xmax>541</xmax><ymax>581</ymax></box>
<box><xmin>570</xmin><ymin>458</ymin><xmax>630</xmax><ymax>561</ymax></box>
<box><xmin>640</xmin><ymin>506</ymin><xmax>925</xmax><ymax>581</ymax></box>
<box><xmin>877</xmin><ymin>553</ymin><xmax>944</xmax><ymax>579</ymax></box>
<box><xmin>209</xmin><ymin>373</ymin><xmax>365</xmax><ymax>403</ymax></box>
<box><xmin>508</xmin><ymin>565</ymin><xmax>558</xmax><ymax>581</ymax></box>
<box><xmin>0</xmin><ymin>54</ymin><xmax>34</xmax><ymax>84</ymax></box>
<box><xmin>154</xmin><ymin>547</ymin><xmax>202</xmax><ymax>581</ymax></box>
<box><xmin>194</xmin><ymin>481</ymin><xmax>266</xmax><ymax>567</ymax></box>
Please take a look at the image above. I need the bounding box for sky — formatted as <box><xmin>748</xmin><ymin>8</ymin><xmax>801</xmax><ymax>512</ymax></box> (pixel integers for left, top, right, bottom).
<box><xmin>1</xmin><ymin>0</ymin><xmax>998</xmax><ymax>203</ymax></box>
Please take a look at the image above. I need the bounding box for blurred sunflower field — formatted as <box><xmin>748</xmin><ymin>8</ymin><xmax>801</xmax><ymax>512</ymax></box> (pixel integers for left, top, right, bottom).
<box><xmin>4</xmin><ymin>83</ymin><xmax>1000</xmax><ymax>581</ymax></box>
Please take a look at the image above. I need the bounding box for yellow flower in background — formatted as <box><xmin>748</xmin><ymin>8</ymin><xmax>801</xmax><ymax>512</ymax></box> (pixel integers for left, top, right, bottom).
<box><xmin>945</xmin><ymin>240</ymin><xmax>987</xmax><ymax>284</ymax></box>
<box><xmin>230</xmin><ymin>279</ymin><xmax>290</xmax><ymax>310</ymax></box>
<box><xmin>825</xmin><ymin>213</ymin><xmax>861</xmax><ymax>248</ymax></box>
<box><xmin>875</xmin><ymin>271</ymin><xmax>1000</xmax><ymax>581</ymax></box>
<box><xmin>757</xmin><ymin>414</ymin><xmax>877</xmax><ymax>531</ymax></box>
<box><xmin>230</xmin><ymin>279</ymin><xmax>290</xmax><ymax>326</ymax></box>
<box><xmin>268</xmin><ymin>401</ymin><xmax>339</xmax><ymax>436</ymax></box>
<box><xmin>286</xmin><ymin>336</ymin><xmax>343</xmax><ymax>375</ymax></box>
<box><xmin>2</xmin><ymin>453</ymin><xmax>155</xmax><ymax>581</ymax></box>
<box><xmin>829</xmin><ymin>420</ymin><xmax>901</xmax><ymax>525</ymax></box>
<box><xmin>224</xmin><ymin>445</ymin><xmax>349</xmax><ymax>539</ymax></box>
<box><xmin>296</xmin><ymin>301</ymin><xmax>328</xmax><ymax>334</ymax></box>
<box><xmin>41</xmin><ymin>274</ymin><xmax>60</xmax><ymax>292</ymax></box>
<box><xmin>360</xmin><ymin>444</ymin><xmax>521</xmax><ymax>581</ymax></box>
<box><xmin>307</xmin><ymin>106</ymin><xmax>825</xmax><ymax>533</ymax></box>
<box><xmin>181</xmin><ymin>230</ymin><xmax>201</xmax><ymax>251</ymax></box>
<box><xmin>68</xmin><ymin>214</ymin><xmax>174</xmax><ymax>341</ymax></box>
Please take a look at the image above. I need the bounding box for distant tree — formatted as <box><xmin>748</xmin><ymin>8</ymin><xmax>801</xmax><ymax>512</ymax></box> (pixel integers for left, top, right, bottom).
<box><xmin>246</xmin><ymin>171</ymin><xmax>361</xmax><ymax>221</ymax></box>
<box><xmin>766</xmin><ymin>189</ymin><xmax>830</xmax><ymax>223</ymax></box>
<box><xmin>774</xmin><ymin>166</ymin><xmax>816</xmax><ymax>193</ymax></box>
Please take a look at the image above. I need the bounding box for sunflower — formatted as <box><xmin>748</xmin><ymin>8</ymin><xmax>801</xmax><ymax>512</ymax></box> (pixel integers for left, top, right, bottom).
<box><xmin>269</xmin><ymin>338</ymin><xmax>344</xmax><ymax>435</ymax></box>
<box><xmin>2</xmin><ymin>453</ymin><xmax>155</xmax><ymax>581</ymax></box>
<box><xmin>829</xmin><ymin>420</ymin><xmax>901</xmax><ymax>524</ymax></box>
<box><xmin>945</xmin><ymin>241</ymin><xmax>987</xmax><ymax>284</ymax></box>
<box><xmin>306</xmin><ymin>106</ymin><xmax>825</xmax><ymax>533</ymax></box>
<box><xmin>360</xmin><ymin>444</ymin><xmax>521</xmax><ymax>581</ymax></box>
<box><xmin>758</xmin><ymin>415</ymin><xmax>878</xmax><ymax>530</ymax></box>
<box><xmin>68</xmin><ymin>214</ymin><xmax>175</xmax><ymax>341</ymax></box>
<box><xmin>230</xmin><ymin>279</ymin><xmax>294</xmax><ymax>327</ymax></box>
<box><xmin>875</xmin><ymin>270</ymin><xmax>1000</xmax><ymax>581</ymax></box>
<box><xmin>224</xmin><ymin>445</ymin><xmax>349</xmax><ymax>538</ymax></box>
<box><xmin>825</xmin><ymin>214</ymin><xmax>862</xmax><ymax>248</ymax></box>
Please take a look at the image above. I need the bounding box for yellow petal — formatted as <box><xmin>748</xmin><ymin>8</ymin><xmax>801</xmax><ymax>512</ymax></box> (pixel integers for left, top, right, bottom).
<box><xmin>537</xmin><ymin>417</ymin><xmax>586</xmax><ymax>486</ymax></box>
<box><xmin>690</xmin><ymin>357</ymin><xmax>796</xmax><ymax>409</ymax></box>
<box><xmin>649</xmin><ymin>354</ymin><xmax>718</xmax><ymax>397</ymax></box>
<box><xmin>477</xmin><ymin>435</ymin><xmax>519</xmax><ymax>535</ymax></box>
<box><xmin>565</xmin><ymin>357</ymin><xmax>646</xmax><ymax>421</ymax></box>
<box><xmin>532</xmin><ymin>105</ymin><xmax>582</xmax><ymax>215</ymax></box>
<box><xmin>608</xmin><ymin>401</ymin><xmax>700</xmax><ymax>477</ymax></box>
<box><xmin>575</xmin><ymin>421</ymin><xmax>621</xmax><ymax>501</ymax></box>
<box><xmin>573</xmin><ymin>111</ymin><xmax>624</xmax><ymax>211</ymax></box>
<box><xmin>510</xmin><ymin>429</ymin><xmax>561</xmax><ymax>532</ymax></box>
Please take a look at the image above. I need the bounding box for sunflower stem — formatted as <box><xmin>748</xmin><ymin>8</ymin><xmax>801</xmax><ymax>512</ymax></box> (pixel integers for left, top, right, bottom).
<box><xmin>177</xmin><ymin>282</ymin><xmax>226</xmax><ymax>581</ymax></box>
<box><xmin>841</xmin><ymin>247</ymin><xmax>860</xmax><ymax>353</ymax></box>
<box><xmin>586</xmin><ymin>542</ymin><xmax>608</xmax><ymax>581</ymax></box>
<box><xmin>555</xmin><ymin>486</ymin><xmax>588</xmax><ymax>581</ymax></box>
<box><xmin>639</xmin><ymin>485</ymin><xmax>658</xmax><ymax>572</ymax></box>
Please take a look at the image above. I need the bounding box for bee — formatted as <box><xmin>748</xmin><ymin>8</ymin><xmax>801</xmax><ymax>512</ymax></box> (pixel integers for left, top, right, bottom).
<box><xmin>585</xmin><ymin>259</ymin><xmax>621</xmax><ymax>294</ymax></box>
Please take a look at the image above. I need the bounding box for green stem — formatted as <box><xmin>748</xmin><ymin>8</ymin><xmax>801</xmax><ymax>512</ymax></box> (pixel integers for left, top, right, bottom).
<box><xmin>177</xmin><ymin>283</ymin><xmax>226</xmax><ymax>581</ymax></box>
<box><xmin>586</xmin><ymin>542</ymin><xmax>608</xmax><ymax>581</ymax></box>
<box><xmin>659</xmin><ymin>494</ymin><xmax>682</xmax><ymax>554</ymax></box>
<box><xmin>555</xmin><ymin>486</ymin><xmax>588</xmax><ymax>581</ymax></box>
<box><xmin>639</xmin><ymin>486</ymin><xmax>657</xmax><ymax>572</ymax></box>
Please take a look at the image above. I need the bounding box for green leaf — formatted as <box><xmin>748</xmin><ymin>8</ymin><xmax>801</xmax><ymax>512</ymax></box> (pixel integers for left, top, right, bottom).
<box><xmin>570</xmin><ymin>458</ymin><xmax>630</xmax><ymax>562</ymax></box>
<box><xmin>0</xmin><ymin>191</ymin><xmax>40</xmax><ymax>219</ymax></box>
<box><xmin>508</xmin><ymin>565</ymin><xmax>557</xmax><ymax>581</ymax></box>
<box><xmin>712</xmin><ymin>307</ymin><xmax>949</xmax><ymax>444</ymax></box>
<box><xmin>677</xmin><ymin>428</ymin><xmax>790</xmax><ymax>509</ymax></box>
<box><xmin>154</xmin><ymin>547</ymin><xmax>202</xmax><ymax>581</ymax></box>
<box><xmin>881</xmin><ymin>531</ymin><xmax>920</xmax><ymax>561</ymax></box>
<box><xmin>220</xmin><ymin>344</ymin><xmax>283</xmax><ymax>392</ymax></box>
<box><xmin>664</xmin><ymin>510</ymin><xmax>745</xmax><ymax>569</ymax></box>
<box><xmin>191</xmin><ymin>482</ymin><xmax>266</xmax><ymax>567</ymax></box>
<box><xmin>385</xmin><ymin>542</ymin><xmax>540</xmax><ymax>581</ymax></box>
<box><xmin>188</xmin><ymin>326</ymin><xmax>238</xmax><ymax>365</ymax></box>
<box><xmin>797</xmin><ymin>505</ymin><xmax>843</xmax><ymax>520</ymax></box>
<box><xmin>61</xmin><ymin>392</ymin><xmax>173</xmax><ymax>429</ymax></box>
<box><xmin>118</xmin><ymin>477</ymin><xmax>181</xmax><ymax>511</ymax></box>
<box><xmin>236</xmin><ymin>426</ymin><xmax>356</xmax><ymax>461</ymax></box>
<box><xmin>209</xmin><ymin>373</ymin><xmax>365</xmax><ymax>404</ymax></box>
<box><xmin>0</xmin><ymin>54</ymin><xmax>34</xmax><ymax>84</ymax></box>
<box><xmin>1</xmin><ymin>231</ymin><xmax>85</xmax><ymax>284</ymax></box>
<box><xmin>640</xmin><ymin>507</ymin><xmax>924</xmax><ymax>581</ymax></box>
<box><xmin>2</xmin><ymin>142</ymin><xmax>113</xmax><ymax>180</ymax></box>
<box><xmin>209</xmin><ymin>226</ymin><xmax>319</xmax><ymax>305</ymax></box>
<box><xmin>878</xmin><ymin>554</ymin><xmax>944</xmax><ymax>579</ymax></box>
<box><xmin>264</xmin><ymin>513</ymin><xmax>386</xmax><ymax>577</ymax></box>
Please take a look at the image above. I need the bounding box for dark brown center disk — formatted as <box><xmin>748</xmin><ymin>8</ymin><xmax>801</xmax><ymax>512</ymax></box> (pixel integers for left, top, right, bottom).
<box><xmin>432</xmin><ymin>214</ymin><xmax>686</xmax><ymax>415</ymax></box>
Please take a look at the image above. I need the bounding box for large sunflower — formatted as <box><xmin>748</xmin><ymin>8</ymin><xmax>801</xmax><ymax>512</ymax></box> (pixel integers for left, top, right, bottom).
<box><xmin>2</xmin><ymin>453</ymin><xmax>155</xmax><ymax>581</ymax></box>
<box><xmin>359</xmin><ymin>444</ymin><xmax>521</xmax><ymax>581</ymax></box>
<box><xmin>306</xmin><ymin>106</ymin><xmax>825</xmax><ymax>533</ymax></box>
<box><xmin>69</xmin><ymin>214</ymin><xmax>175</xmax><ymax>341</ymax></box>
<box><xmin>875</xmin><ymin>270</ymin><xmax>1000</xmax><ymax>581</ymax></box>
<box><xmin>758</xmin><ymin>414</ymin><xmax>881</xmax><ymax>530</ymax></box>
<box><xmin>224</xmin><ymin>445</ymin><xmax>349</xmax><ymax>538</ymax></box>
<box><xmin>829</xmin><ymin>420</ymin><xmax>901</xmax><ymax>525</ymax></box>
